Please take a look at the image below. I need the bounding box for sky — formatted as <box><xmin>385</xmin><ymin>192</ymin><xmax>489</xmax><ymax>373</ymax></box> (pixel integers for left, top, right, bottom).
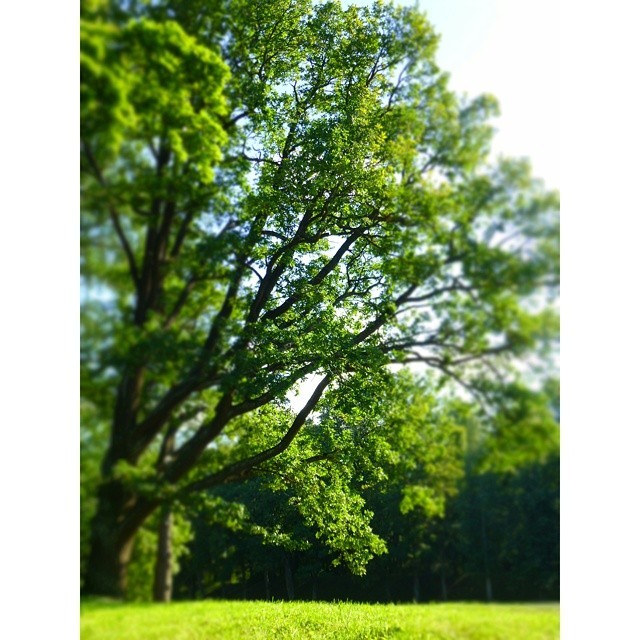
<box><xmin>388</xmin><ymin>0</ymin><xmax>562</xmax><ymax>191</ymax></box>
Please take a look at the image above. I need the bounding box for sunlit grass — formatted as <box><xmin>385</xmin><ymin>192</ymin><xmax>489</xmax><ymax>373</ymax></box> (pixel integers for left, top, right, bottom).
<box><xmin>81</xmin><ymin>599</ymin><xmax>559</xmax><ymax>639</ymax></box>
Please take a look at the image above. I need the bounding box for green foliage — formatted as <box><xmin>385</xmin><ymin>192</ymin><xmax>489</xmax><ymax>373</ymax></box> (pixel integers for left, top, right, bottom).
<box><xmin>175</xmin><ymin>373</ymin><xmax>471</xmax><ymax>592</ymax></box>
<box><xmin>80</xmin><ymin>600</ymin><xmax>560</xmax><ymax>640</ymax></box>
<box><xmin>459</xmin><ymin>379</ymin><xmax>560</xmax><ymax>474</ymax></box>
<box><xmin>81</xmin><ymin>0</ymin><xmax>559</xmax><ymax>597</ymax></box>
<box><xmin>81</xmin><ymin>13</ymin><xmax>228</xmax><ymax>171</ymax></box>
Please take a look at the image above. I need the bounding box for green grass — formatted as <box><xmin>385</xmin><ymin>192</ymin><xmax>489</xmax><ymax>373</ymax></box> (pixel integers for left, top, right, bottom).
<box><xmin>81</xmin><ymin>600</ymin><xmax>559</xmax><ymax>640</ymax></box>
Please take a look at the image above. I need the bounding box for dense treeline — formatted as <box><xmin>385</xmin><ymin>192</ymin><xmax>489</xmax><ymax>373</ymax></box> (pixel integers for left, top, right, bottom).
<box><xmin>82</xmin><ymin>379</ymin><xmax>559</xmax><ymax>603</ymax></box>
<box><xmin>171</xmin><ymin>455</ymin><xmax>559</xmax><ymax>603</ymax></box>
<box><xmin>82</xmin><ymin>376</ymin><xmax>559</xmax><ymax>603</ymax></box>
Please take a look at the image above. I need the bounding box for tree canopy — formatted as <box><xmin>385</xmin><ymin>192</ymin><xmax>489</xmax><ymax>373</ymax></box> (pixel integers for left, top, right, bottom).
<box><xmin>81</xmin><ymin>0</ymin><xmax>559</xmax><ymax>598</ymax></box>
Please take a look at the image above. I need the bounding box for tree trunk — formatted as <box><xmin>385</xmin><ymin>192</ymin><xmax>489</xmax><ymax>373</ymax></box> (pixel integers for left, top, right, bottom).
<box><xmin>480</xmin><ymin>509</ymin><xmax>493</xmax><ymax>602</ymax></box>
<box><xmin>284</xmin><ymin>555</ymin><xmax>295</xmax><ymax>600</ymax></box>
<box><xmin>153</xmin><ymin>506</ymin><xmax>173</xmax><ymax>602</ymax></box>
<box><xmin>83</xmin><ymin>529</ymin><xmax>135</xmax><ymax>598</ymax></box>
<box><xmin>153</xmin><ymin>430</ymin><xmax>176</xmax><ymax>603</ymax></box>
<box><xmin>264</xmin><ymin>569</ymin><xmax>271</xmax><ymax>600</ymax></box>
<box><xmin>84</xmin><ymin>366</ymin><xmax>151</xmax><ymax>598</ymax></box>
<box><xmin>242</xmin><ymin>558</ymin><xmax>249</xmax><ymax>599</ymax></box>
<box><xmin>485</xmin><ymin>576</ymin><xmax>493</xmax><ymax>602</ymax></box>
<box><xmin>83</xmin><ymin>480</ymin><xmax>143</xmax><ymax>598</ymax></box>
<box><xmin>412</xmin><ymin>571</ymin><xmax>420</xmax><ymax>603</ymax></box>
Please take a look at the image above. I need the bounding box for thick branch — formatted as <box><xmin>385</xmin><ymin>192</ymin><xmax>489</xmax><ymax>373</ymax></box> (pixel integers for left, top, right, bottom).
<box><xmin>229</xmin><ymin>361</ymin><xmax>319</xmax><ymax>416</ymax></box>
<box><xmin>130</xmin><ymin>377</ymin><xmax>203</xmax><ymax>460</ymax></box>
<box><xmin>261</xmin><ymin>227</ymin><xmax>366</xmax><ymax>323</ymax></box>
<box><xmin>131</xmin><ymin>227</ymin><xmax>265</xmax><ymax>455</ymax></box>
<box><xmin>405</xmin><ymin>280</ymin><xmax>474</xmax><ymax>303</ymax></box>
<box><xmin>163</xmin><ymin>392</ymin><xmax>235</xmax><ymax>484</ymax></box>
<box><xmin>109</xmin><ymin>209</ymin><xmax>141</xmax><ymax>290</ymax></box>
<box><xmin>179</xmin><ymin>374</ymin><xmax>332</xmax><ymax>494</ymax></box>
<box><xmin>222</xmin><ymin>110</ymin><xmax>250</xmax><ymax>131</ymax></box>
<box><xmin>245</xmin><ymin>211</ymin><xmax>315</xmax><ymax>323</ymax></box>
<box><xmin>201</xmin><ymin>265</ymin><xmax>244</xmax><ymax>354</ymax></box>
<box><xmin>169</xmin><ymin>211</ymin><xmax>195</xmax><ymax>259</ymax></box>
<box><xmin>162</xmin><ymin>277</ymin><xmax>197</xmax><ymax>329</ymax></box>
<box><xmin>348</xmin><ymin>284</ymin><xmax>418</xmax><ymax>347</ymax></box>
<box><xmin>81</xmin><ymin>140</ymin><xmax>141</xmax><ymax>288</ymax></box>
<box><xmin>133</xmin><ymin>144</ymin><xmax>174</xmax><ymax>325</ymax></box>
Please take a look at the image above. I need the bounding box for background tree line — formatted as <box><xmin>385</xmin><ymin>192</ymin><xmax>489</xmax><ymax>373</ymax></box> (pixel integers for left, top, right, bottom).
<box><xmin>173</xmin><ymin>455</ymin><xmax>559</xmax><ymax>603</ymax></box>
<box><xmin>82</xmin><ymin>374</ymin><xmax>559</xmax><ymax>602</ymax></box>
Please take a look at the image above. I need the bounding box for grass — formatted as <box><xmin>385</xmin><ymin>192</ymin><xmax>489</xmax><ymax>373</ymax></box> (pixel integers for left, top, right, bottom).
<box><xmin>81</xmin><ymin>599</ymin><xmax>559</xmax><ymax>639</ymax></box>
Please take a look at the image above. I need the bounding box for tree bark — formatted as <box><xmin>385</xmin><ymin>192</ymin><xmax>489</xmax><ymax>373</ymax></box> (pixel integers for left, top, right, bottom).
<box><xmin>84</xmin><ymin>363</ymin><xmax>150</xmax><ymax>598</ymax></box>
<box><xmin>264</xmin><ymin>569</ymin><xmax>271</xmax><ymax>600</ymax></box>
<box><xmin>242</xmin><ymin>557</ymin><xmax>249</xmax><ymax>599</ymax></box>
<box><xmin>83</xmin><ymin>480</ymin><xmax>141</xmax><ymax>598</ymax></box>
<box><xmin>485</xmin><ymin>576</ymin><xmax>493</xmax><ymax>602</ymax></box>
<box><xmin>153</xmin><ymin>506</ymin><xmax>173</xmax><ymax>602</ymax></box>
<box><xmin>153</xmin><ymin>428</ymin><xmax>176</xmax><ymax>602</ymax></box>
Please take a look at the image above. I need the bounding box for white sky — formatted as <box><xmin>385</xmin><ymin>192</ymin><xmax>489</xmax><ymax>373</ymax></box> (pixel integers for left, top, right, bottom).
<box><xmin>397</xmin><ymin>0</ymin><xmax>562</xmax><ymax>190</ymax></box>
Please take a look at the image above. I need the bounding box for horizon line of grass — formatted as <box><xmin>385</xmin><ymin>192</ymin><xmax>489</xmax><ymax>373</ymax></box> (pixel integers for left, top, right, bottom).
<box><xmin>81</xmin><ymin>598</ymin><xmax>560</xmax><ymax>639</ymax></box>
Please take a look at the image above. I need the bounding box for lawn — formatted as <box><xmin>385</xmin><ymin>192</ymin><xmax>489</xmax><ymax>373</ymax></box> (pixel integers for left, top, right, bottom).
<box><xmin>80</xmin><ymin>600</ymin><xmax>559</xmax><ymax>639</ymax></box>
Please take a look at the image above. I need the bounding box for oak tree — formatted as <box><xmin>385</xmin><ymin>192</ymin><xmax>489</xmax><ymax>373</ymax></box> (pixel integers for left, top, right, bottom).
<box><xmin>81</xmin><ymin>0</ymin><xmax>559</xmax><ymax>597</ymax></box>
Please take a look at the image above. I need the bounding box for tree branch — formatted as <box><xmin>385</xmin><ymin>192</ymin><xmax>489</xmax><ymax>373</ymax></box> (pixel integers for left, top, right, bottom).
<box><xmin>260</xmin><ymin>227</ymin><xmax>366</xmax><ymax>323</ymax></box>
<box><xmin>162</xmin><ymin>276</ymin><xmax>197</xmax><ymax>329</ymax></box>
<box><xmin>81</xmin><ymin>139</ymin><xmax>141</xmax><ymax>288</ymax></box>
<box><xmin>179</xmin><ymin>374</ymin><xmax>332</xmax><ymax>494</ymax></box>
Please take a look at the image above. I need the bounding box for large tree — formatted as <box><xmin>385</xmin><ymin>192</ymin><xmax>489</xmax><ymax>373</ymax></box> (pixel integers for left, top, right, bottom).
<box><xmin>81</xmin><ymin>0</ymin><xmax>559</xmax><ymax>597</ymax></box>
